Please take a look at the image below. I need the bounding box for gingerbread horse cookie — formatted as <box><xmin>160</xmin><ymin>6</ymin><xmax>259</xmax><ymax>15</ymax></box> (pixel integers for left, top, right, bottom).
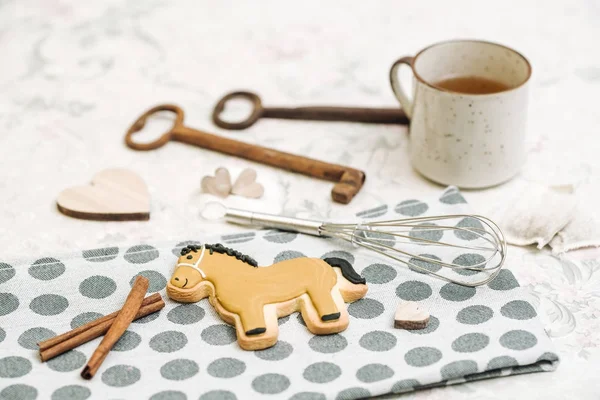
<box><xmin>167</xmin><ymin>243</ymin><xmax>368</xmax><ymax>350</ymax></box>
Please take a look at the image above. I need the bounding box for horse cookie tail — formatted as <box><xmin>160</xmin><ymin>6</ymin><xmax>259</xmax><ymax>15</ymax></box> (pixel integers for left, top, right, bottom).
<box><xmin>323</xmin><ymin>257</ymin><xmax>368</xmax><ymax>302</ymax></box>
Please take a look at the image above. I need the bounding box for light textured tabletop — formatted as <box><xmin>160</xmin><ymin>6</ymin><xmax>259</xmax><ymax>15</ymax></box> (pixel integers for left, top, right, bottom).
<box><xmin>1</xmin><ymin>0</ymin><xmax>599</xmax><ymax>399</ymax></box>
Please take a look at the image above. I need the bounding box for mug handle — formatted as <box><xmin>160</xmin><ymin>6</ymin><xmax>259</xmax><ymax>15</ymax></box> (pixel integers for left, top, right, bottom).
<box><xmin>389</xmin><ymin>56</ymin><xmax>415</xmax><ymax>120</ymax></box>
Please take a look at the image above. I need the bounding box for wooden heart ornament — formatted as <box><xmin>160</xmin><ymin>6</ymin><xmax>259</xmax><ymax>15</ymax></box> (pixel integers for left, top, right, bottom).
<box><xmin>57</xmin><ymin>169</ymin><xmax>150</xmax><ymax>221</ymax></box>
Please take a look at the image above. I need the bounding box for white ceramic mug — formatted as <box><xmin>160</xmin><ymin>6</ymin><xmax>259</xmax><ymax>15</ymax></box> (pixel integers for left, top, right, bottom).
<box><xmin>390</xmin><ymin>40</ymin><xmax>532</xmax><ymax>188</ymax></box>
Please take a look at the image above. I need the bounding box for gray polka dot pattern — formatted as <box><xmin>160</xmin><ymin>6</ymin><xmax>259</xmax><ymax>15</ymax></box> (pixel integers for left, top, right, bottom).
<box><xmin>207</xmin><ymin>357</ymin><xmax>246</xmax><ymax>378</ymax></box>
<box><xmin>124</xmin><ymin>244</ymin><xmax>159</xmax><ymax>264</ymax></box>
<box><xmin>439</xmin><ymin>188</ymin><xmax>467</xmax><ymax>204</ymax></box>
<box><xmin>167</xmin><ymin>304</ymin><xmax>205</xmax><ymax>325</ymax></box>
<box><xmin>453</xmin><ymin>253</ymin><xmax>485</xmax><ymax>267</ymax></box>
<box><xmin>395</xmin><ymin>199</ymin><xmax>428</xmax><ymax>216</ymax></box>
<box><xmin>356</xmin><ymin>204</ymin><xmax>388</xmax><ymax>218</ymax></box>
<box><xmin>0</xmin><ymin>189</ymin><xmax>557</xmax><ymax>399</ymax></box>
<box><xmin>499</xmin><ymin>330</ymin><xmax>538</xmax><ymax>350</ymax></box>
<box><xmin>71</xmin><ymin>312</ymin><xmax>103</xmax><ymax>329</ymax></box>
<box><xmin>441</xmin><ymin>360</ymin><xmax>478</xmax><ymax>380</ymax></box>
<box><xmin>274</xmin><ymin>250</ymin><xmax>306</xmax><ymax>263</ymax></box>
<box><xmin>252</xmin><ymin>373</ymin><xmax>290</xmax><ymax>394</ymax></box>
<box><xmin>52</xmin><ymin>385</ymin><xmax>91</xmax><ymax>400</ymax></box>
<box><xmin>347</xmin><ymin>298</ymin><xmax>384</xmax><ymax>319</ymax></box>
<box><xmin>391</xmin><ymin>379</ymin><xmax>420</xmax><ymax>393</ymax></box>
<box><xmin>30</xmin><ymin>294</ymin><xmax>68</xmax><ymax>315</ymax></box>
<box><xmin>1</xmin><ymin>384</ymin><xmax>37</xmax><ymax>400</ymax></box>
<box><xmin>457</xmin><ymin>305</ymin><xmax>493</xmax><ymax>325</ymax></box>
<box><xmin>150</xmin><ymin>391</ymin><xmax>187</xmax><ymax>400</ymax></box>
<box><xmin>130</xmin><ymin>270</ymin><xmax>167</xmax><ymax>292</ymax></box>
<box><xmin>453</xmin><ymin>253</ymin><xmax>486</xmax><ymax>275</ymax></box>
<box><xmin>440</xmin><ymin>283</ymin><xmax>476</xmax><ymax>302</ymax></box>
<box><xmin>309</xmin><ymin>335</ymin><xmax>347</xmax><ymax>353</ymax></box>
<box><xmin>303</xmin><ymin>362</ymin><xmax>342</xmax><ymax>383</ymax></box>
<box><xmin>47</xmin><ymin>350</ymin><xmax>86</xmax><ymax>372</ymax></box>
<box><xmin>362</xmin><ymin>263</ymin><xmax>397</xmax><ymax>284</ymax></box>
<box><xmin>455</xmin><ymin>268</ymin><xmax>480</xmax><ymax>277</ymax></box>
<box><xmin>221</xmin><ymin>232</ymin><xmax>255</xmax><ymax>244</ymax></box>
<box><xmin>29</xmin><ymin>257</ymin><xmax>65</xmax><ymax>280</ymax></box>
<box><xmin>356</xmin><ymin>363</ymin><xmax>394</xmax><ymax>383</ymax></box>
<box><xmin>359</xmin><ymin>331</ymin><xmax>396</xmax><ymax>351</ymax></box>
<box><xmin>18</xmin><ymin>327</ymin><xmax>56</xmax><ymax>349</ymax></box>
<box><xmin>404</xmin><ymin>347</ymin><xmax>442</xmax><ymax>367</ymax></box>
<box><xmin>79</xmin><ymin>275</ymin><xmax>116</xmax><ymax>299</ymax></box>
<box><xmin>256</xmin><ymin>340</ymin><xmax>294</xmax><ymax>360</ymax></box>
<box><xmin>396</xmin><ymin>280</ymin><xmax>432</xmax><ymax>301</ymax></box>
<box><xmin>201</xmin><ymin>324</ymin><xmax>236</xmax><ymax>345</ymax></box>
<box><xmin>0</xmin><ymin>262</ymin><xmax>15</xmax><ymax>284</ymax></box>
<box><xmin>0</xmin><ymin>292</ymin><xmax>19</xmax><ymax>316</ymax></box>
<box><xmin>336</xmin><ymin>387</ymin><xmax>371</xmax><ymax>399</ymax></box>
<box><xmin>501</xmin><ymin>300</ymin><xmax>537</xmax><ymax>320</ymax></box>
<box><xmin>408</xmin><ymin>254</ymin><xmax>442</xmax><ymax>274</ymax></box>
<box><xmin>408</xmin><ymin>316</ymin><xmax>440</xmax><ymax>335</ymax></box>
<box><xmin>199</xmin><ymin>390</ymin><xmax>237</xmax><ymax>400</ymax></box>
<box><xmin>133</xmin><ymin>311</ymin><xmax>162</xmax><ymax>324</ymax></box>
<box><xmin>0</xmin><ymin>356</ymin><xmax>32</xmax><ymax>378</ymax></box>
<box><xmin>172</xmin><ymin>241</ymin><xmax>202</xmax><ymax>257</ymax></box>
<box><xmin>409</xmin><ymin>222</ymin><xmax>443</xmax><ymax>242</ymax></box>
<box><xmin>82</xmin><ymin>247</ymin><xmax>119</xmax><ymax>262</ymax></box>
<box><xmin>488</xmin><ymin>269</ymin><xmax>519</xmax><ymax>291</ymax></box>
<box><xmin>102</xmin><ymin>365</ymin><xmax>141</xmax><ymax>386</ymax></box>
<box><xmin>452</xmin><ymin>333</ymin><xmax>490</xmax><ymax>353</ymax></box>
<box><xmin>150</xmin><ymin>331</ymin><xmax>188</xmax><ymax>353</ymax></box>
<box><xmin>113</xmin><ymin>331</ymin><xmax>142</xmax><ymax>351</ymax></box>
<box><xmin>355</xmin><ymin>230</ymin><xmax>396</xmax><ymax>248</ymax></box>
<box><xmin>291</xmin><ymin>392</ymin><xmax>326</xmax><ymax>400</ymax></box>
<box><xmin>487</xmin><ymin>356</ymin><xmax>518</xmax><ymax>370</ymax></box>
<box><xmin>264</xmin><ymin>230</ymin><xmax>298</xmax><ymax>243</ymax></box>
<box><xmin>454</xmin><ymin>217</ymin><xmax>485</xmax><ymax>241</ymax></box>
<box><xmin>160</xmin><ymin>359</ymin><xmax>199</xmax><ymax>380</ymax></box>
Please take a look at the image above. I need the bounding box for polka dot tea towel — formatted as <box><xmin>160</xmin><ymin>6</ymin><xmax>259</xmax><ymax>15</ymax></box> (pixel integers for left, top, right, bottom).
<box><xmin>0</xmin><ymin>187</ymin><xmax>558</xmax><ymax>399</ymax></box>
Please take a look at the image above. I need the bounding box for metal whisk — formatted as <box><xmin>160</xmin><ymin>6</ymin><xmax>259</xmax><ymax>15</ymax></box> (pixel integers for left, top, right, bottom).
<box><xmin>224</xmin><ymin>208</ymin><xmax>507</xmax><ymax>287</ymax></box>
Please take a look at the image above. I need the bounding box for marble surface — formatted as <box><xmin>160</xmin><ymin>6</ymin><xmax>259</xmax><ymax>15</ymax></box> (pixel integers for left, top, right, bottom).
<box><xmin>0</xmin><ymin>0</ymin><xmax>599</xmax><ymax>398</ymax></box>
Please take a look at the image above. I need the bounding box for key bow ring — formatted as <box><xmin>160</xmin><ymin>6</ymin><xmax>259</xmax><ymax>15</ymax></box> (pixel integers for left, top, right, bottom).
<box><xmin>125</xmin><ymin>104</ymin><xmax>185</xmax><ymax>150</ymax></box>
<box><xmin>212</xmin><ymin>91</ymin><xmax>264</xmax><ymax>130</ymax></box>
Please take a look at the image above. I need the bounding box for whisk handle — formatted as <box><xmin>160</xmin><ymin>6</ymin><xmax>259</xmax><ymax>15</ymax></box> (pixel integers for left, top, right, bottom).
<box><xmin>224</xmin><ymin>208</ymin><xmax>324</xmax><ymax>236</ymax></box>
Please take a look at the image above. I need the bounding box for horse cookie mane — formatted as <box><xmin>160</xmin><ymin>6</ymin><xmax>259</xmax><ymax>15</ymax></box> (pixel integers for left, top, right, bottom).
<box><xmin>180</xmin><ymin>243</ymin><xmax>258</xmax><ymax>267</ymax></box>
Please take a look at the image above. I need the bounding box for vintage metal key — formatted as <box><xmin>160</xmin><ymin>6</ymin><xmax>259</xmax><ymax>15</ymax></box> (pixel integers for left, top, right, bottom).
<box><xmin>125</xmin><ymin>105</ymin><xmax>365</xmax><ymax>204</ymax></box>
<box><xmin>212</xmin><ymin>91</ymin><xmax>409</xmax><ymax>130</ymax></box>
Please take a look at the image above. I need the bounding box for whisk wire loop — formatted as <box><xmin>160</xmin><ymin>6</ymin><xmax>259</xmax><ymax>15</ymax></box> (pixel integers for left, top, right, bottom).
<box><xmin>224</xmin><ymin>209</ymin><xmax>507</xmax><ymax>287</ymax></box>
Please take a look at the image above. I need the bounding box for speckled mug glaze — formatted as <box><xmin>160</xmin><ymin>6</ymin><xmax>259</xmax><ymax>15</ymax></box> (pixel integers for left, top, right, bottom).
<box><xmin>390</xmin><ymin>40</ymin><xmax>531</xmax><ymax>188</ymax></box>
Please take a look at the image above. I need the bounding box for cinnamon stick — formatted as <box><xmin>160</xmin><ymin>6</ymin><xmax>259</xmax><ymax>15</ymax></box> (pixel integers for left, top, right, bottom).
<box><xmin>81</xmin><ymin>276</ymin><xmax>149</xmax><ymax>379</ymax></box>
<box><xmin>39</xmin><ymin>292</ymin><xmax>162</xmax><ymax>353</ymax></box>
<box><xmin>39</xmin><ymin>294</ymin><xmax>164</xmax><ymax>362</ymax></box>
